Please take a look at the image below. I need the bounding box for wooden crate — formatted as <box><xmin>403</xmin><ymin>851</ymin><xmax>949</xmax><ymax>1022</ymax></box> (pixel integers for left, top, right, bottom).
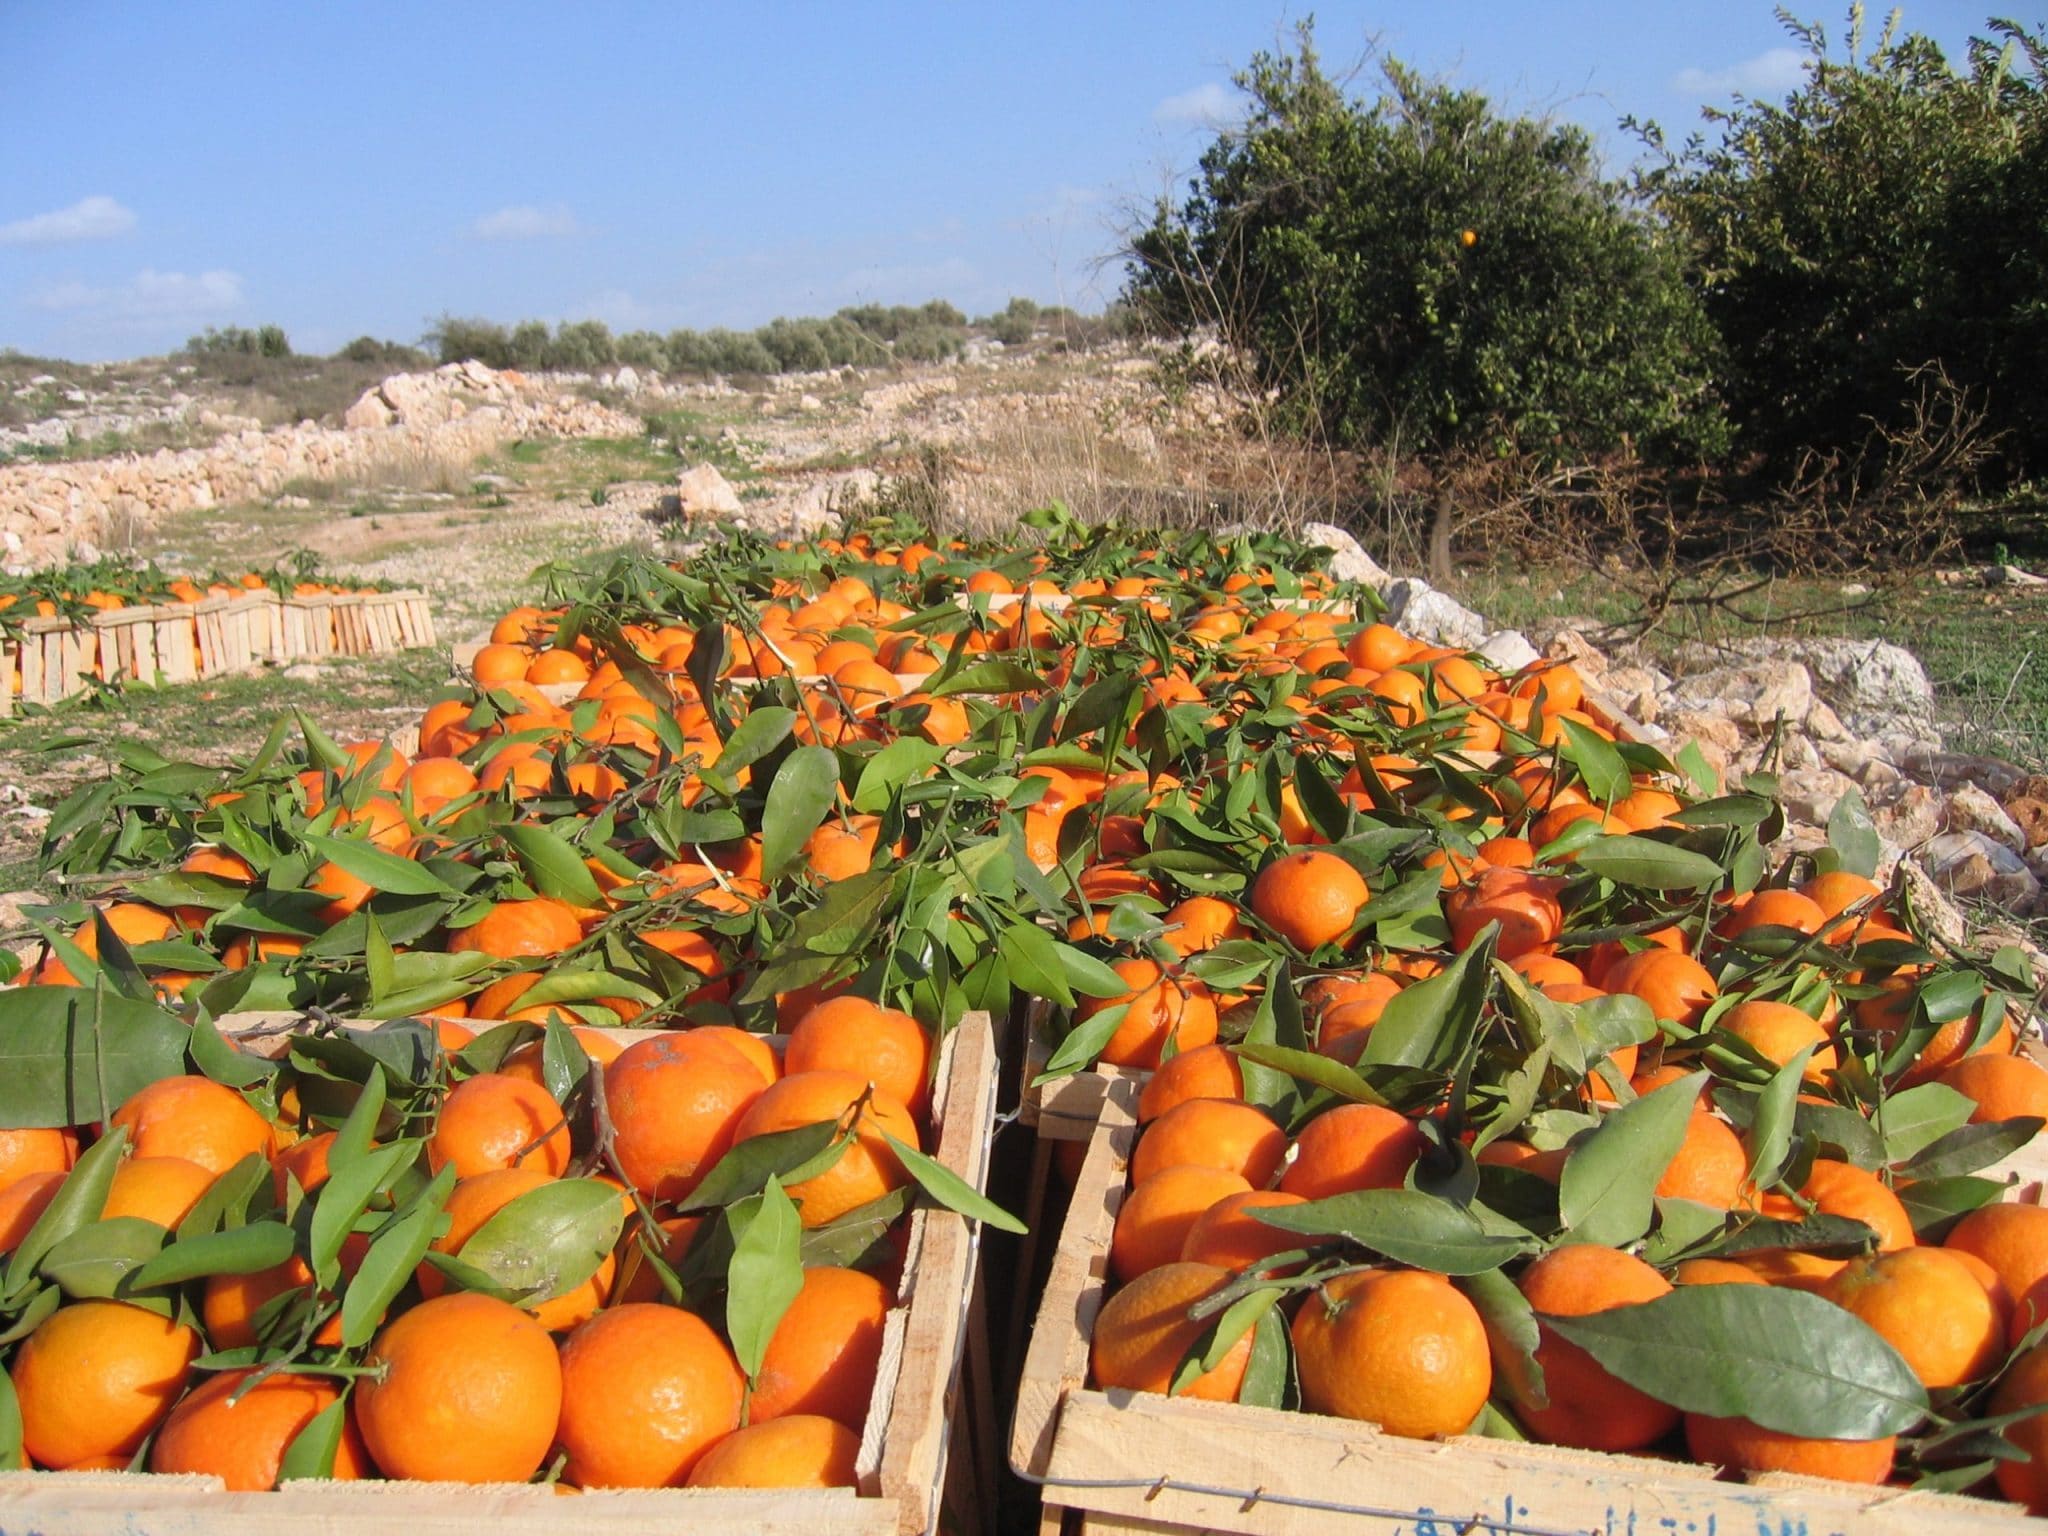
<box><xmin>279</xmin><ymin>593</ymin><xmax>343</xmax><ymax>660</ymax></box>
<box><xmin>1011</xmin><ymin>1072</ymin><xmax>2036</xmax><ymax>1536</ymax></box>
<box><xmin>0</xmin><ymin>1010</ymin><xmax>1000</xmax><ymax>1535</ymax></box>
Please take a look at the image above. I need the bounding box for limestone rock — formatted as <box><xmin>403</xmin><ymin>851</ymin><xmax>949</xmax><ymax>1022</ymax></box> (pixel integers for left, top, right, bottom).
<box><xmin>343</xmin><ymin>391</ymin><xmax>396</xmax><ymax>431</ymax></box>
<box><xmin>675</xmin><ymin>464</ymin><xmax>743</xmax><ymax>520</ymax></box>
<box><xmin>1300</xmin><ymin>522</ymin><xmax>1391</xmax><ymax>590</ymax></box>
<box><xmin>1944</xmin><ymin>783</ymin><xmax>2027</xmax><ymax>853</ymax></box>
<box><xmin>1869</xmin><ymin>782</ymin><xmax>1944</xmax><ymax>850</ymax></box>
<box><xmin>1475</xmin><ymin>630</ymin><xmax>1539</xmax><ymax>673</ymax></box>
<box><xmin>2006</xmin><ymin>796</ymin><xmax>2048</xmax><ymax>851</ymax></box>
<box><xmin>1382</xmin><ymin>579</ymin><xmax>1485</xmax><ymax>648</ymax></box>
<box><xmin>1776</xmin><ymin>767</ymin><xmax>1857</xmax><ymax>829</ymax></box>
<box><xmin>1920</xmin><ymin>830</ymin><xmax>2041</xmax><ymax>910</ymax></box>
<box><xmin>1781</xmin><ymin>638</ymin><xmax>1933</xmax><ymax>735</ymax></box>
<box><xmin>1670</xmin><ymin>662</ymin><xmax>1813</xmax><ymax>733</ymax></box>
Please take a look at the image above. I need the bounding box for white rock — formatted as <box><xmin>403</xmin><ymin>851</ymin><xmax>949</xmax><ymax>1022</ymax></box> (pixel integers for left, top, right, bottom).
<box><xmin>343</xmin><ymin>391</ymin><xmax>396</xmax><ymax>431</ymax></box>
<box><xmin>674</xmin><ymin>463</ymin><xmax>743</xmax><ymax>519</ymax></box>
<box><xmin>612</xmin><ymin>366</ymin><xmax>639</xmax><ymax>394</ymax></box>
<box><xmin>1476</xmin><ymin>630</ymin><xmax>1539</xmax><ymax>672</ymax></box>
<box><xmin>1671</xmin><ymin>662</ymin><xmax>1813</xmax><ymax>732</ymax></box>
<box><xmin>1382</xmin><ymin>579</ymin><xmax>1486</xmax><ymax>648</ymax></box>
<box><xmin>1920</xmin><ymin>830</ymin><xmax>2040</xmax><ymax>910</ymax></box>
<box><xmin>1301</xmin><ymin>522</ymin><xmax>1391</xmax><ymax>590</ymax></box>
<box><xmin>1783</xmin><ymin>638</ymin><xmax>1934</xmax><ymax>734</ymax></box>
<box><xmin>1778</xmin><ymin>766</ymin><xmax>1857</xmax><ymax>828</ymax></box>
<box><xmin>1944</xmin><ymin>783</ymin><xmax>2028</xmax><ymax>852</ymax></box>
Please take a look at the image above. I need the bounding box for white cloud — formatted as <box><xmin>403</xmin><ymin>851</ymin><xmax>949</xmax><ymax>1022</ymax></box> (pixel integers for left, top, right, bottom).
<box><xmin>1673</xmin><ymin>47</ymin><xmax>1810</xmax><ymax>98</ymax></box>
<box><xmin>0</xmin><ymin>195</ymin><xmax>137</xmax><ymax>247</ymax></box>
<box><xmin>31</xmin><ymin>268</ymin><xmax>244</xmax><ymax>320</ymax></box>
<box><xmin>471</xmin><ymin>204</ymin><xmax>578</xmax><ymax>241</ymax></box>
<box><xmin>1154</xmin><ymin>81</ymin><xmax>1237</xmax><ymax>127</ymax></box>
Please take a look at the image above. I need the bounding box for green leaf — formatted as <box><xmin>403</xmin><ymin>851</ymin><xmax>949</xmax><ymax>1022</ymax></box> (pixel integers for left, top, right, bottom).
<box><xmin>187</xmin><ymin>1013</ymin><xmax>279</xmax><ymax>1089</ymax></box>
<box><xmin>1237</xmin><ymin>1305</ymin><xmax>1289</xmax><ymax>1409</ymax></box>
<box><xmin>294</xmin><ymin>709</ymin><xmax>352</xmax><ymax>772</ymax></box>
<box><xmin>1364</xmin><ymin>931</ymin><xmax>1493</xmax><ymax>1073</ymax></box>
<box><xmin>1545</xmin><ymin>1284</ymin><xmax>1928</xmax><ymax>1439</ymax></box>
<box><xmin>1899</xmin><ymin>1118</ymin><xmax>2047</xmax><ymax>1180</ymax></box>
<box><xmin>1556</xmin><ymin>1071</ymin><xmax>1706</xmax><ymax>1247</ymax></box>
<box><xmin>500</xmin><ymin>822</ymin><xmax>606</xmax><ymax>908</ymax></box>
<box><xmin>342</xmin><ymin>1164</ymin><xmax>456</xmax><ymax>1348</ymax></box>
<box><xmin>1053</xmin><ymin>943</ymin><xmax>1131</xmax><ymax>1000</ymax></box>
<box><xmin>0</xmin><ymin>988</ymin><xmax>190</xmax><ymax>1128</ymax></box>
<box><xmin>1231</xmin><ymin>1041</ymin><xmax>1390</xmax><ymax>1107</ymax></box>
<box><xmin>1461</xmin><ymin>1265</ymin><xmax>1546</xmax><ymax>1408</ymax></box>
<box><xmin>760</xmin><ymin>746</ymin><xmax>842</xmax><ymax>877</ymax></box>
<box><xmin>1826</xmin><ymin>788</ymin><xmax>1881</xmax><ymax>879</ymax></box>
<box><xmin>0</xmin><ymin>1370</ymin><xmax>22</xmax><ymax>1471</ymax></box>
<box><xmin>1572</xmin><ymin>835</ymin><xmax>1727</xmax><ymax>891</ymax></box>
<box><xmin>309</xmin><ymin>1141</ymin><xmax>412</xmax><ymax>1290</ymax></box>
<box><xmin>999</xmin><ymin>922</ymin><xmax>1075</xmax><ymax>1009</ymax></box>
<box><xmin>882</xmin><ymin>1131</ymin><xmax>1026</xmax><ymax>1234</ymax></box>
<box><xmin>278</xmin><ymin>1394</ymin><xmax>350</xmax><ymax>1484</ymax></box>
<box><xmin>1876</xmin><ymin>1082</ymin><xmax>1978</xmax><ymax>1166</ymax></box>
<box><xmin>42</xmin><ymin>1216</ymin><xmax>166</xmax><ymax>1299</ymax></box>
<box><xmin>682</xmin><ymin>1120</ymin><xmax>848</xmax><ymax>1213</ymax></box>
<box><xmin>1560</xmin><ymin>716</ymin><xmax>1630</xmax><ymax>804</ymax></box>
<box><xmin>1035</xmin><ymin>1003</ymin><xmax>1128</xmax><ymax>1080</ymax></box>
<box><xmin>3</xmin><ymin>1126</ymin><xmax>125</xmax><ymax>1301</ymax></box>
<box><xmin>1253</xmin><ymin>1189</ymin><xmax>1534</xmax><ymax>1273</ymax></box>
<box><xmin>854</xmin><ymin>738</ymin><xmax>949</xmax><ymax>813</ymax></box>
<box><xmin>454</xmin><ymin>1176</ymin><xmax>623</xmax><ymax>1302</ymax></box>
<box><xmin>1744</xmin><ymin>1046</ymin><xmax>1814</xmax><ymax>1187</ymax></box>
<box><xmin>301</xmin><ymin>834</ymin><xmax>457</xmax><ymax>897</ymax></box>
<box><xmin>712</xmin><ymin>706</ymin><xmax>796</xmax><ymax>777</ymax></box>
<box><xmin>128</xmin><ymin>1220</ymin><xmax>294</xmax><ymax>1291</ymax></box>
<box><xmin>364</xmin><ymin>908</ymin><xmax>397</xmax><ymax>1010</ymax></box>
<box><xmin>929</xmin><ymin>660</ymin><xmax>1046</xmax><ymax>696</ymax></box>
<box><xmin>725</xmin><ymin>1177</ymin><xmax>806</xmax><ymax>1381</ymax></box>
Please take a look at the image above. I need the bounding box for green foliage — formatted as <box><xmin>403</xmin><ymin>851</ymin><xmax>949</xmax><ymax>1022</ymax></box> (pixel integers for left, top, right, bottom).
<box><xmin>1637</xmin><ymin>7</ymin><xmax>2048</xmax><ymax>482</ymax></box>
<box><xmin>183</xmin><ymin>325</ymin><xmax>291</xmax><ymax>359</ymax></box>
<box><xmin>1126</xmin><ymin>24</ymin><xmax>1725</xmax><ymax>463</ymax></box>
<box><xmin>337</xmin><ymin>336</ymin><xmax>429</xmax><ymax>370</ymax></box>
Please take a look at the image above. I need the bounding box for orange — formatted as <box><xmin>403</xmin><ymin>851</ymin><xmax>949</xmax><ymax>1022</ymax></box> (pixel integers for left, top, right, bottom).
<box><xmin>104</xmin><ymin>1156</ymin><xmax>217</xmax><ymax>1228</ymax></box>
<box><xmin>1131</xmin><ymin>1098</ymin><xmax>1287</xmax><ymax>1188</ymax></box>
<box><xmin>110</xmin><ymin>1075</ymin><xmax>273</xmax><ymax>1174</ymax></box>
<box><xmin>447</xmin><ymin>898</ymin><xmax>584</xmax><ymax>959</ymax></box>
<box><xmin>605</xmin><ymin>1032</ymin><xmax>769</xmax><ymax>1202</ymax></box>
<box><xmin>1179</xmin><ymin>1189</ymin><xmax>1313</xmax><ymax>1273</ymax></box>
<box><xmin>1601</xmin><ymin>949</ymin><xmax>1718</xmax><ymax>1028</ymax></box>
<box><xmin>0</xmin><ymin>1126</ymin><xmax>76</xmax><ymax>1191</ymax></box>
<box><xmin>729</xmin><ymin>1070</ymin><xmax>920</xmax><ymax>1228</ymax></box>
<box><xmin>749</xmin><ymin>1265</ymin><xmax>890</xmax><ymax>1429</ymax></box>
<box><xmin>1800</xmin><ymin>869</ymin><xmax>1884</xmax><ymax>921</ymax></box>
<box><xmin>1671</xmin><ymin>1257</ymin><xmax>1768</xmax><ymax>1286</ymax></box>
<box><xmin>1136</xmin><ymin>1043</ymin><xmax>1244</xmax><ymax>1122</ymax></box>
<box><xmin>0</xmin><ymin>1172</ymin><xmax>65</xmax><ymax>1251</ymax></box>
<box><xmin>1819</xmin><ymin>1247</ymin><xmax>2001</xmax><ymax>1388</ymax></box>
<box><xmin>1292</xmin><ymin>1267</ymin><xmax>1491</xmax><ymax>1438</ymax></box>
<box><xmin>1445</xmin><ymin>868</ymin><xmax>1563</xmax><ymax>959</ymax></box>
<box><xmin>426</xmin><ymin>1072</ymin><xmax>571</xmax><ymax>1179</ymax></box>
<box><xmin>556</xmin><ymin>1303</ymin><xmax>744</xmax><ymax>1487</ymax></box>
<box><xmin>1161</xmin><ymin>895</ymin><xmax>1248</xmax><ymax>956</ymax></box>
<box><xmin>1250</xmin><ymin>850</ymin><xmax>1369</xmax><ymax>951</ymax></box>
<box><xmin>420</xmin><ymin>1169</ymin><xmax>615</xmax><ymax>1332</ymax></box>
<box><xmin>1074</xmin><ymin>957</ymin><xmax>1219</xmax><ymax>1071</ymax></box>
<box><xmin>1947</xmin><ymin>1201</ymin><xmax>2048</xmax><ymax>1304</ymax></box>
<box><xmin>1111</xmin><ymin>1165</ymin><xmax>1254</xmax><ymax>1283</ymax></box>
<box><xmin>1762</xmin><ymin>1160</ymin><xmax>1915</xmax><ymax>1254</ymax></box>
<box><xmin>11</xmin><ymin>1300</ymin><xmax>199</xmax><ymax>1469</ymax></box>
<box><xmin>1278</xmin><ymin>1104</ymin><xmax>1426</xmax><ymax>1201</ymax></box>
<box><xmin>151</xmin><ymin>1367</ymin><xmax>368</xmax><ymax>1489</ymax></box>
<box><xmin>1939</xmin><ymin>1053</ymin><xmax>2048</xmax><ymax>1125</ymax></box>
<box><xmin>1512</xmin><ymin>1244</ymin><xmax>1678</xmax><ymax>1451</ymax></box>
<box><xmin>1652</xmin><ymin>1112</ymin><xmax>1748</xmax><ymax>1209</ymax></box>
<box><xmin>1684</xmin><ymin>1413</ymin><xmax>1894</xmax><ymax>1484</ymax></box>
<box><xmin>499</xmin><ymin>1026</ymin><xmax>627</xmax><ymax>1088</ymax></box>
<box><xmin>306</xmin><ymin>859</ymin><xmax>374</xmax><ymax>925</ymax></box>
<box><xmin>1718</xmin><ymin>999</ymin><xmax>1837</xmax><ymax>1082</ymax></box>
<box><xmin>686</xmin><ymin>1414</ymin><xmax>858</xmax><ymax>1488</ymax></box>
<box><xmin>355</xmin><ymin>1292</ymin><xmax>562</xmax><ymax>1483</ymax></box>
<box><xmin>1090</xmin><ymin>1261</ymin><xmax>1252</xmax><ymax>1400</ymax></box>
<box><xmin>1718</xmin><ymin>888</ymin><xmax>1827</xmax><ymax>938</ymax></box>
<box><xmin>1991</xmin><ymin>1341</ymin><xmax>2048</xmax><ymax>1509</ymax></box>
<box><xmin>784</xmin><ymin>996</ymin><xmax>932</xmax><ymax>1119</ymax></box>
<box><xmin>685</xmin><ymin>1025</ymin><xmax>780</xmax><ymax>1087</ymax></box>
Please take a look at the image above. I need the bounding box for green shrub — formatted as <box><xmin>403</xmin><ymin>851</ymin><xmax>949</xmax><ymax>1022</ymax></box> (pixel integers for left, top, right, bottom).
<box><xmin>183</xmin><ymin>325</ymin><xmax>291</xmax><ymax>359</ymax></box>
<box><xmin>1127</xmin><ymin>24</ymin><xmax>1725</xmax><ymax>464</ymax></box>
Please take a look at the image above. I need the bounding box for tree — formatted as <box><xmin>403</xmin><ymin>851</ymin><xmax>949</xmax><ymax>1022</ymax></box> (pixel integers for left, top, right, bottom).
<box><xmin>1637</xmin><ymin>8</ymin><xmax>2047</xmax><ymax>482</ymax></box>
<box><xmin>1127</xmin><ymin>25</ymin><xmax>1725</xmax><ymax>465</ymax></box>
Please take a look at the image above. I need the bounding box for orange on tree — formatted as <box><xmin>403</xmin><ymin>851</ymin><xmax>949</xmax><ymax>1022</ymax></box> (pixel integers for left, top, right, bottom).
<box><xmin>784</xmin><ymin>995</ymin><xmax>932</xmax><ymax>1120</ymax></box>
<box><xmin>1072</xmin><ymin>956</ymin><xmax>1219</xmax><ymax>1070</ymax></box>
<box><xmin>1111</xmin><ymin>1165</ymin><xmax>1254</xmax><ymax>1283</ymax></box>
<box><xmin>1819</xmin><ymin>1247</ymin><xmax>2001</xmax><ymax>1388</ymax></box>
<box><xmin>604</xmin><ymin>1032</ymin><xmax>768</xmax><ymax>1202</ymax></box>
<box><xmin>1278</xmin><ymin>1103</ymin><xmax>1426</xmax><ymax>1201</ymax></box>
<box><xmin>1684</xmin><ymin>1413</ymin><xmax>1894</xmax><ymax>1485</ymax></box>
<box><xmin>1136</xmin><ymin>1042</ymin><xmax>1244</xmax><ymax>1122</ymax></box>
<box><xmin>1131</xmin><ymin>1098</ymin><xmax>1287</xmax><ymax>1188</ymax></box>
<box><xmin>426</xmin><ymin>1072</ymin><xmax>572</xmax><ymax>1179</ymax></box>
<box><xmin>110</xmin><ymin>1075</ymin><xmax>273</xmax><ymax>1174</ymax></box>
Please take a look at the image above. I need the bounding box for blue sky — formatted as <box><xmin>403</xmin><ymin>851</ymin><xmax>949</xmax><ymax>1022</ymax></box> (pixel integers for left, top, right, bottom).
<box><xmin>2</xmin><ymin>1</ymin><xmax>2006</xmax><ymax>360</ymax></box>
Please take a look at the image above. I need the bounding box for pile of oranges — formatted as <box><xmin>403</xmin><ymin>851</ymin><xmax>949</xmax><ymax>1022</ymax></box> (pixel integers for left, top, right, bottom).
<box><xmin>4</xmin><ymin>513</ymin><xmax>2046</xmax><ymax>1510</ymax></box>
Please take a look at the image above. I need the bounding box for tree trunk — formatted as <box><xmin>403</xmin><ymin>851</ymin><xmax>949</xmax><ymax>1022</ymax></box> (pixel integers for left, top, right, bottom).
<box><xmin>1427</xmin><ymin>483</ymin><xmax>1454</xmax><ymax>585</ymax></box>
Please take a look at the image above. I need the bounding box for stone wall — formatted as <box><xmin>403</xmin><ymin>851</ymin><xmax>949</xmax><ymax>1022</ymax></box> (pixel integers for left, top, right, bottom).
<box><xmin>0</xmin><ymin>362</ymin><xmax>637</xmax><ymax>569</ymax></box>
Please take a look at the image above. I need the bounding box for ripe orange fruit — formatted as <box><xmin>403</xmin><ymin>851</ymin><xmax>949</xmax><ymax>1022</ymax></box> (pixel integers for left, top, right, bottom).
<box><xmin>0</xmin><ymin>1172</ymin><xmax>65</xmax><ymax>1251</ymax></box>
<box><xmin>1112</xmin><ymin>1165</ymin><xmax>1254</xmax><ymax>1283</ymax></box>
<box><xmin>1820</xmin><ymin>1247</ymin><xmax>2001</xmax><ymax>1388</ymax></box>
<box><xmin>1292</xmin><ymin>1267</ymin><xmax>1491</xmax><ymax>1438</ymax></box>
<box><xmin>1091</xmin><ymin>1261</ymin><xmax>1252</xmax><ymax>1400</ymax></box>
<box><xmin>1445</xmin><ymin>868</ymin><xmax>1563</xmax><ymax>958</ymax></box>
<box><xmin>1178</xmin><ymin>1189</ymin><xmax>1312</xmax><ymax>1272</ymax></box>
<box><xmin>355</xmin><ymin>1293</ymin><xmax>562</xmax><ymax>1483</ymax></box>
<box><xmin>1161</xmin><ymin>895</ymin><xmax>1248</xmax><ymax>956</ymax></box>
<box><xmin>104</xmin><ymin>1156</ymin><xmax>217</xmax><ymax>1228</ymax></box>
<box><xmin>1136</xmin><ymin>1042</ymin><xmax>1244</xmax><ymax>1122</ymax></box>
<box><xmin>1939</xmin><ymin>1053</ymin><xmax>2048</xmax><ymax>1125</ymax></box>
<box><xmin>1512</xmin><ymin>1244</ymin><xmax>1678</xmax><ymax>1451</ymax></box>
<box><xmin>1684</xmin><ymin>1413</ymin><xmax>1894</xmax><ymax>1484</ymax></box>
<box><xmin>1250</xmin><ymin>850</ymin><xmax>1369</xmax><ymax>951</ymax></box>
<box><xmin>1718</xmin><ymin>999</ymin><xmax>1837</xmax><ymax>1082</ymax></box>
<box><xmin>730</xmin><ymin>1070</ymin><xmax>919</xmax><ymax>1227</ymax></box>
<box><xmin>685</xmin><ymin>1414</ymin><xmax>859</xmax><ymax>1488</ymax></box>
<box><xmin>1131</xmin><ymin>1098</ymin><xmax>1287</xmax><ymax>1188</ymax></box>
<box><xmin>419</xmin><ymin>1169</ymin><xmax>615</xmax><ymax>1332</ymax></box>
<box><xmin>12</xmin><ymin>1300</ymin><xmax>199</xmax><ymax>1469</ymax></box>
<box><xmin>1671</xmin><ymin>1257</ymin><xmax>1768</xmax><ymax>1286</ymax></box>
<box><xmin>1718</xmin><ymin>888</ymin><xmax>1827</xmax><ymax>938</ymax></box>
<box><xmin>605</xmin><ymin>1033</ymin><xmax>768</xmax><ymax>1202</ymax></box>
<box><xmin>1947</xmin><ymin>1201</ymin><xmax>2048</xmax><ymax>1305</ymax></box>
<box><xmin>1074</xmin><ymin>957</ymin><xmax>1219</xmax><ymax>1070</ymax></box>
<box><xmin>1601</xmin><ymin>949</ymin><xmax>1718</xmax><ymax>1028</ymax></box>
<box><xmin>784</xmin><ymin>996</ymin><xmax>932</xmax><ymax>1119</ymax></box>
<box><xmin>685</xmin><ymin>1025</ymin><xmax>780</xmax><ymax>1087</ymax></box>
<box><xmin>1992</xmin><ymin>1341</ymin><xmax>2048</xmax><ymax>1509</ymax></box>
<box><xmin>1762</xmin><ymin>1159</ymin><xmax>1915</xmax><ymax>1255</ymax></box>
<box><xmin>448</xmin><ymin>898</ymin><xmax>584</xmax><ymax>958</ymax></box>
<box><xmin>110</xmin><ymin>1075</ymin><xmax>273</xmax><ymax>1174</ymax></box>
<box><xmin>426</xmin><ymin>1072</ymin><xmax>571</xmax><ymax>1180</ymax></box>
<box><xmin>1278</xmin><ymin>1104</ymin><xmax>1426</xmax><ymax>1201</ymax></box>
<box><xmin>0</xmin><ymin>1126</ymin><xmax>76</xmax><ymax>1192</ymax></box>
<box><xmin>1651</xmin><ymin>1112</ymin><xmax>1748</xmax><ymax>1209</ymax></box>
<box><xmin>556</xmin><ymin>1303</ymin><xmax>744</xmax><ymax>1487</ymax></box>
<box><xmin>750</xmin><ymin>1265</ymin><xmax>890</xmax><ymax>1429</ymax></box>
<box><xmin>151</xmin><ymin>1367</ymin><xmax>369</xmax><ymax>1489</ymax></box>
